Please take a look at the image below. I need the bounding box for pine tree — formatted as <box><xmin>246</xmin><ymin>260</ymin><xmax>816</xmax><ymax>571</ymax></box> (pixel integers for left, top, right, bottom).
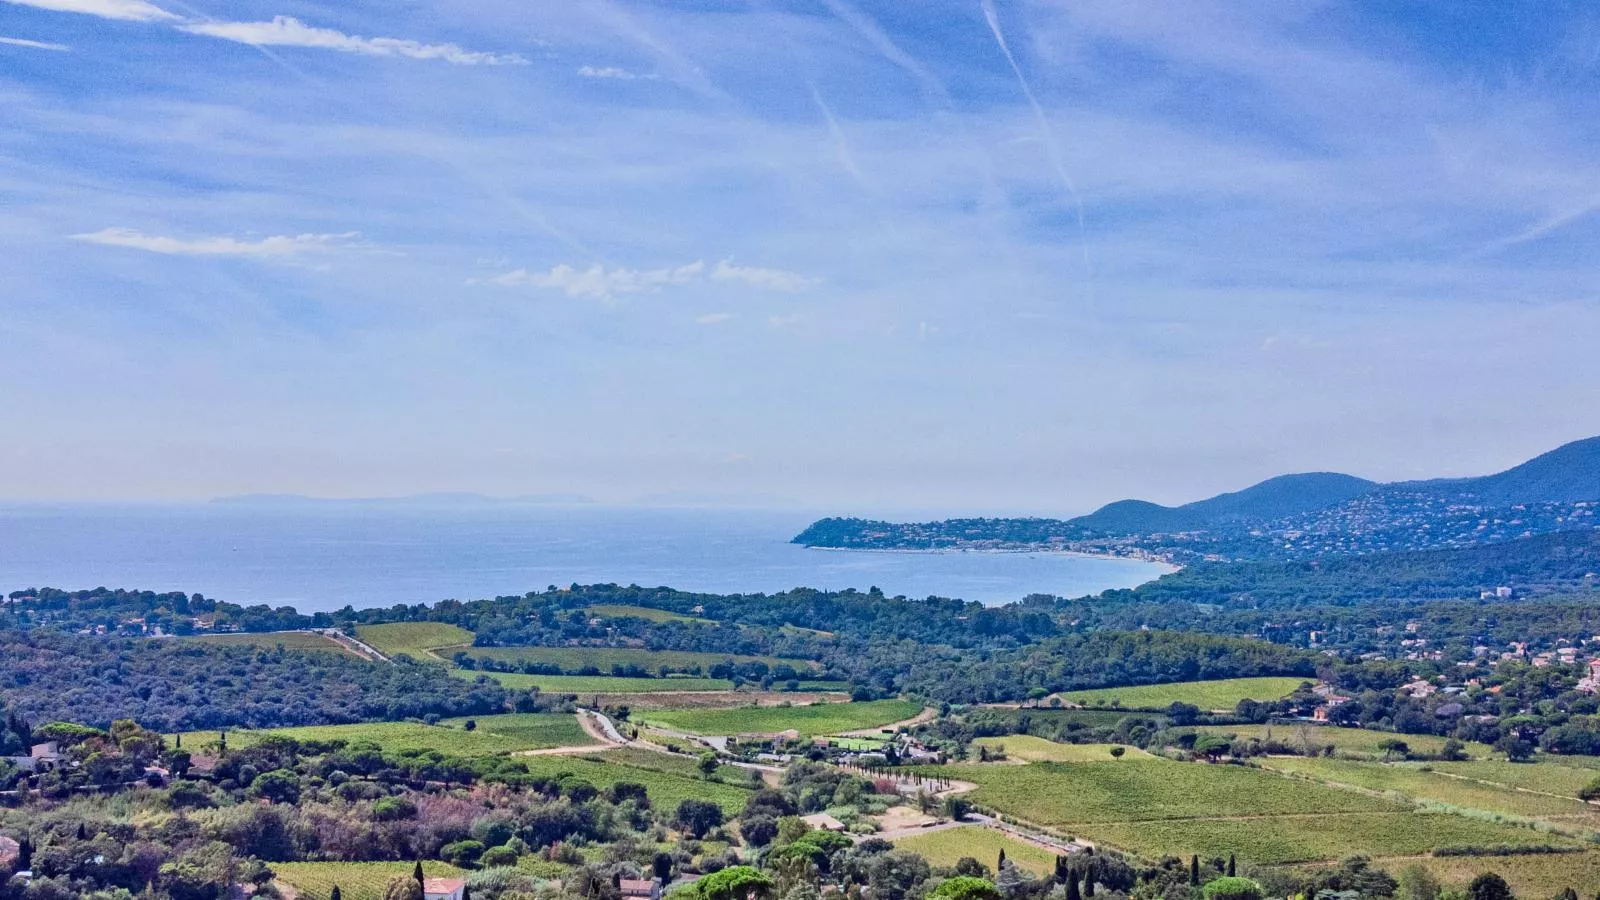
<box><xmin>1190</xmin><ymin>855</ymin><xmax>1200</xmax><ymax>886</ymax></box>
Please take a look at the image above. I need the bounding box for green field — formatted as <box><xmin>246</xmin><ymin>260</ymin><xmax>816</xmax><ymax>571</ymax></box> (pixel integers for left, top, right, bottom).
<box><xmin>1262</xmin><ymin>757</ymin><xmax>1600</xmax><ymax>825</ymax></box>
<box><xmin>931</xmin><ymin>757</ymin><xmax>1575</xmax><ymax>866</ymax></box>
<box><xmin>356</xmin><ymin>622</ymin><xmax>474</xmax><ymax>660</ymax></box>
<box><xmin>638</xmin><ymin>699</ymin><xmax>922</xmax><ymax>737</ymax></box>
<box><xmin>895</xmin><ymin>826</ymin><xmax>1056</xmax><ymax>876</ymax></box>
<box><xmin>455</xmin><ymin>670</ymin><xmax>737</xmax><ymax>693</ymax></box>
<box><xmin>273</xmin><ymin>861</ymin><xmax>465</xmax><ymax>900</ymax></box>
<box><xmin>1052</xmin><ymin>677</ymin><xmax>1307</xmax><ymax>711</ymax></box>
<box><xmin>518</xmin><ymin>751</ymin><xmax>752</xmax><ymax>813</ymax></box>
<box><xmin>184</xmin><ymin>713</ymin><xmax>592</xmax><ymax>757</ymax></box>
<box><xmin>972</xmin><ymin>735</ymin><xmax>1153</xmax><ymax>763</ymax></box>
<box><xmin>582</xmin><ymin>604</ymin><xmax>710</xmax><ymax>624</ymax></box>
<box><xmin>1421</xmin><ymin>760</ymin><xmax>1599</xmax><ymax>798</ymax></box>
<box><xmin>466</xmin><ymin>646</ymin><xmax>813</xmax><ymax>673</ymax></box>
<box><xmin>188</xmin><ymin>631</ymin><xmax>356</xmax><ymax>656</ymax></box>
<box><xmin>1073</xmin><ymin>812</ymin><xmax>1572</xmax><ymax>866</ymax></box>
<box><xmin>940</xmin><ymin>758</ymin><xmax>1400</xmax><ymax>825</ymax></box>
<box><xmin>1196</xmin><ymin>723</ymin><xmax>1494</xmax><ymax>759</ymax></box>
<box><xmin>1375</xmin><ymin>850</ymin><xmax>1600</xmax><ymax>899</ymax></box>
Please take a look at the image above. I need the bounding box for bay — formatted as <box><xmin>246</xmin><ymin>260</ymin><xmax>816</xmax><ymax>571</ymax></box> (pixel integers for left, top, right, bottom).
<box><xmin>0</xmin><ymin>503</ymin><xmax>1169</xmax><ymax>611</ymax></box>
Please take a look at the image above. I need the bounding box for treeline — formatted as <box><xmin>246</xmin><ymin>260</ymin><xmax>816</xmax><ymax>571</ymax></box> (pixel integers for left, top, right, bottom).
<box><xmin>0</xmin><ymin>632</ymin><xmax>508</xmax><ymax>731</ymax></box>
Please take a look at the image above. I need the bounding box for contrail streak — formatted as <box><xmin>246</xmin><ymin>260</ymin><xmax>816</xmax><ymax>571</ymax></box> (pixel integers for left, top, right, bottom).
<box><xmin>979</xmin><ymin>0</ymin><xmax>1093</xmax><ymax>299</ymax></box>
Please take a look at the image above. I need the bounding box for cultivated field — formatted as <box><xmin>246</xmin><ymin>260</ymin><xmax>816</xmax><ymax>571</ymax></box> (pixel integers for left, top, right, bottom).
<box><xmin>639</xmin><ymin>699</ymin><xmax>922</xmax><ymax>737</ymax></box>
<box><xmin>356</xmin><ymin>622</ymin><xmax>474</xmax><ymax>660</ymax></box>
<box><xmin>273</xmin><ymin>861</ymin><xmax>466</xmax><ymax>900</ymax></box>
<box><xmin>895</xmin><ymin>826</ymin><xmax>1056</xmax><ymax>876</ymax></box>
<box><xmin>1073</xmin><ymin>811</ymin><xmax>1573</xmax><ymax>866</ymax></box>
<box><xmin>582</xmin><ymin>604</ymin><xmax>709</xmax><ymax>623</ymax></box>
<box><xmin>932</xmin><ymin>757</ymin><xmax>1577</xmax><ymax>866</ymax></box>
<box><xmin>972</xmin><ymin>735</ymin><xmax>1153</xmax><ymax>762</ymax></box>
<box><xmin>518</xmin><ymin>751</ymin><xmax>753</xmax><ymax>813</ymax></box>
<box><xmin>1421</xmin><ymin>759</ymin><xmax>1599</xmax><ymax>797</ymax></box>
<box><xmin>466</xmin><ymin>646</ymin><xmax>812</xmax><ymax>673</ymax></box>
<box><xmin>184</xmin><ymin>713</ymin><xmax>592</xmax><ymax>756</ymax></box>
<box><xmin>1371</xmin><ymin>850</ymin><xmax>1600</xmax><ymax>899</ymax></box>
<box><xmin>1195</xmin><ymin>724</ymin><xmax>1495</xmax><ymax>759</ymax></box>
<box><xmin>1052</xmin><ymin>677</ymin><xmax>1306</xmax><ymax>710</ymax></box>
<box><xmin>456</xmin><ymin>670</ymin><xmax>736</xmax><ymax>693</ymax></box>
<box><xmin>188</xmin><ymin>630</ymin><xmax>356</xmax><ymax>656</ymax></box>
<box><xmin>1261</xmin><ymin>756</ymin><xmax>1600</xmax><ymax>825</ymax></box>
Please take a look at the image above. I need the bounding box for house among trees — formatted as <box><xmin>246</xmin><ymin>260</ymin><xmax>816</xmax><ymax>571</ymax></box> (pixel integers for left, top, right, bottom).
<box><xmin>619</xmin><ymin>877</ymin><xmax>663</xmax><ymax>900</ymax></box>
<box><xmin>423</xmin><ymin>876</ymin><xmax>468</xmax><ymax>900</ymax></box>
<box><xmin>800</xmin><ymin>812</ymin><xmax>846</xmax><ymax>832</ymax></box>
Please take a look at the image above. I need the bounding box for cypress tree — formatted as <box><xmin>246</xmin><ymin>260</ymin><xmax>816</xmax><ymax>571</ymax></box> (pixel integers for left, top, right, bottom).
<box><xmin>330</xmin><ymin>888</ymin><xmax>342</xmax><ymax>900</ymax></box>
<box><xmin>1066</xmin><ymin>871</ymin><xmax>1081</xmax><ymax>900</ymax></box>
<box><xmin>413</xmin><ymin>859</ymin><xmax>425</xmax><ymax>887</ymax></box>
<box><xmin>1190</xmin><ymin>855</ymin><xmax>1200</xmax><ymax>885</ymax></box>
<box><xmin>17</xmin><ymin>836</ymin><xmax>31</xmax><ymax>871</ymax></box>
<box><xmin>1227</xmin><ymin>854</ymin><xmax>1236</xmax><ymax>877</ymax></box>
<box><xmin>1084</xmin><ymin>862</ymin><xmax>1095</xmax><ymax>899</ymax></box>
<box><xmin>998</xmin><ymin>848</ymin><xmax>1006</xmax><ymax>870</ymax></box>
<box><xmin>76</xmin><ymin>823</ymin><xmax>88</xmax><ymax>841</ymax></box>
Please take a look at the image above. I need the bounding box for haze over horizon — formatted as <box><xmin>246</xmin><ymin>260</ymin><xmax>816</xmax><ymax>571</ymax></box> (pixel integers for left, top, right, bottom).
<box><xmin>3</xmin><ymin>1</ymin><xmax>1598</xmax><ymax>511</ymax></box>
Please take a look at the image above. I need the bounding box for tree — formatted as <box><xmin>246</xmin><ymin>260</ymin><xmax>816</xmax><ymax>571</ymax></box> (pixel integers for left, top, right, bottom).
<box><xmin>1495</xmin><ymin>734</ymin><xmax>1534</xmax><ymax>762</ymax></box>
<box><xmin>331</xmin><ymin>888</ymin><xmax>342</xmax><ymax>900</ymax></box>
<box><xmin>384</xmin><ymin>878</ymin><xmax>423</xmax><ymax>900</ymax></box>
<box><xmin>1466</xmin><ymin>873</ymin><xmax>1513</xmax><ymax>900</ymax></box>
<box><xmin>1193</xmin><ymin>734</ymin><xmax>1231</xmax><ymax>761</ymax></box>
<box><xmin>1227</xmin><ymin>854</ymin><xmax>1236</xmax><ymax>877</ymax></box>
<box><xmin>694</xmin><ymin>866</ymin><xmax>775</xmax><ymax>900</ymax></box>
<box><xmin>997</xmin><ymin>849</ymin><xmax>1006</xmax><ymax>870</ymax></box>
<box><xmin>1066</xmin><ymin>870</ymin><xmax>1081</xmax><ymax>900</ymax></box>
<box><xmin>676</xmin><ymin>799</ymin><xmax>725</xmax><ymax>838</ymax></box>
<box><xmin>1190</xmin><ymin>856</ymin><xmax>1200</xmax><ymax>886</ymax></box>
<box><xmin>1109</xmin><ymin>746</ymin><xmax>1126</xmax><ymax>759</ymax></box>
<box><xmin>249</xmin><ymin>769</ymin><xmax>300</xmax><ymax>804</ymax></box>
<box><xmin>1579</xmin><ymin>776</ymin><xmax>1600</xmax><ymax>802</ymax></box>
<box><xmin>1377</xmin><ymin>738</ymin><xmax>1410</xmax><ymax>762</ymax></box>
<box><xmin>700</xmin><ymin>753</ymin><xmax>721</xmax><ymax>775</ymax></box>
<box><xmin>1397</xmin><ymin>866</ymin><xmax>1440</xmax><ymax>900</ymax></box>
<box><xmin>1440</xmin><ymin>739</ymin><xmax>1468</xmax><ymax>762</ymax></box>
<box><xmin>654</xmin><ymin>852</ymin><xmax>675</xmax><ymax>882</ymax></box>
<box><xmin>930</xmin><ymin>876</ymin><xmax>1001</xmax><ymax>900</ymax></box>
<box><xmin>1201</xmin><ymin>877</ymin><xmax>1264</xmax><ymax>900</ymax></box>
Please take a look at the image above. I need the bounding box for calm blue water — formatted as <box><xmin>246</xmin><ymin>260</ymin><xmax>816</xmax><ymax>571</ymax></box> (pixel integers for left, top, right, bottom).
<box><xmin>0</xmin><ymin>504</ymin><xmax>1169</xmax><ymax>611</ymax></box>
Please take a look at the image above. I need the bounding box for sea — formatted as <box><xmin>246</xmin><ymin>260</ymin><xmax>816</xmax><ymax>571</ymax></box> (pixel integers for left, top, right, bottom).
<box><xmin>0</xmin><ymin>503</ymin><xmax>1170</xmax><ymax>612</ymax></box>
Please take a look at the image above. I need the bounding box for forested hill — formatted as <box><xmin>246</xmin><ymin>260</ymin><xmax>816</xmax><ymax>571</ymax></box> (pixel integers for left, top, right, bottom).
<box><xmin>795</xmin><ymin>435</ymin><xmax>1600</xmax><ymax>560</ymax></box>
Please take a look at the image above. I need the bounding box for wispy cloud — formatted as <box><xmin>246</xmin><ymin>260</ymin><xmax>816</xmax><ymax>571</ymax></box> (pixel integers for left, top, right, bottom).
<box><xmin>578</xmin><ymin>65</ymin><xmax>649</xmax><ymax>80</ymax></box>
<box><xmin>0</xmin><ymin>35</ymin><xmax>70</xmax><ymax>50</ymax></box>
<box><xmin>71</xmin><ymin>227</ymin><xmax>360</xmax><ymax>259</ymax></box>
<box><xmin>180</xmin><ymin>16</ymin><xmax>527</xmax><ymax>66</ymax></box>
<box><xmin>482</xmin><ymin>259</ymin><xmax>812</xmax><ymax>300</ymax></box>
<box><xmin>482</xmin><ymin>261</ymin><xmax>705</xmax><ymax>299</ymax></box>
<box><xmin>710</xmin><ymin>259</ymin><xmax>814</xmax><ymax>292</ymax></box>
<box><xmin>1</xmin><ymin>0</ymin><xmax>174</xmax><ymax>21</ymax></box>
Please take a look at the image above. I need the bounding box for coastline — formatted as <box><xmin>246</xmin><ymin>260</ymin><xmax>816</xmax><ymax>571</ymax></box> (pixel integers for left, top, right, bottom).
<box><xmin>800</xmin><ymin>543</ymin><xmax>1182</xmax><ymax>574</ymax></box>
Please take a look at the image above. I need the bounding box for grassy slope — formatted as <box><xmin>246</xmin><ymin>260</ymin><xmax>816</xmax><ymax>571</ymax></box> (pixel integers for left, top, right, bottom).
<box><xmin>1195</xmin><ymin>724</ymin><xmax>1494</xmax><ymax>759</ymax></box>
<box><xmin>356</xmin><ymin>622</ymin><xmax>474</xmax><ymax>659</ymax></box>
<box><xmin>1262</xmin><ymin>756</ymin><xmax>1600</xmax><ymax>824</ymax></box>
<box><xmin>638</xmin><ymin>699</ymin><xmax>921</xmax><ymax>737</ymax></box>
<box><xmin>183</xmin><ymin>713</ymin><xmax>591</xmax><ymax>756</ymax></box>
<box><xmin>895</xmin><ymin>826</ymin><xmax>1056</xmax><ymax>876</ymax></box>
<box><xmin>467</xmin><ymin>646</ymin><xmax>812</xmax><ymax>672</ymax></box>
<box><xmin>1052</xmin><ymin>677</ymin><xmax>1306</xmax><ymax>710</ymax></box>
<box><xmin>972</xmin><ymin>735</ymin><xmax>1154</xmax><ymax>762</ymax></box>
<box><xmin>454</xmin><ymin>670</ymin><xmax>736</xmax><ymax>693</ymax></box>
<box><xmin>273</xmin><ymin>861</ymin><xmax>466</xmax><ymax>900</ymax></box>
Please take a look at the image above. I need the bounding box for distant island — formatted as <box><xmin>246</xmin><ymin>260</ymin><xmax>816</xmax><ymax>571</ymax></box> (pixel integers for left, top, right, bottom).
<box><xmin>795</xmin><ymin>435</ymin><xmax>1600</xmax><ymax>562</ymax></box>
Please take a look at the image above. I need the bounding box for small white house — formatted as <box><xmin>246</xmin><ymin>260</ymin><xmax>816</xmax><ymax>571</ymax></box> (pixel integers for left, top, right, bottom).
<box><xmin>423</xmin><ymin>877</ymin><xmax>467</xmax><ymax>900</ymax></box>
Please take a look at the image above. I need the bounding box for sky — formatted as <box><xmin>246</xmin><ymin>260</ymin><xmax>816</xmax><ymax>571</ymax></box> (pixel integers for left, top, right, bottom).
<box><xmin>1</xmin><ymin>0</ymin><xmax>1599</xmax><ymax>514</ymax></box>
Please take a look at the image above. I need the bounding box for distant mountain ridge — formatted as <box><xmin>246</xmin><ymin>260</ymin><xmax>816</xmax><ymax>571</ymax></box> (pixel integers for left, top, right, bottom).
<box><xmin>794</xmin><ymin>435</ymin><xmax>1600</xmax><ymax>558</ymax></box>
<box><xmin>1073</xmin><ymin>472</ymin><xmax>1379</xmax><ymax>535</ymax></box>
<box><xmin>1067</xmin><ymin>436</ymin><xmax>1600</xmax><ymax>536</ymax></box>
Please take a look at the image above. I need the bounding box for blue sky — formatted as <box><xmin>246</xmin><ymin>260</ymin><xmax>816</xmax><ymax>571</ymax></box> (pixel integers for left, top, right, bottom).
<box><xmin>2</xmin><ymin>0</ymin><xmax>1598</xmax><ymax>512</ymax></box>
